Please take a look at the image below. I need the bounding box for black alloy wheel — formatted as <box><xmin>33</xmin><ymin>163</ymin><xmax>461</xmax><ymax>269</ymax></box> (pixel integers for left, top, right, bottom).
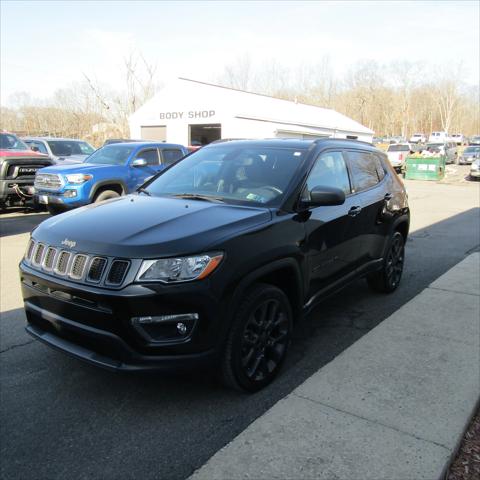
<box><xmin>367</xmin><ymin>231</ymin><xmax>405</xmax><ymax>293</ymax></box>
<box><xmin>221</xmin><ymin>284</ymin><xmax>293</xmax><ymax>392</ymax></box>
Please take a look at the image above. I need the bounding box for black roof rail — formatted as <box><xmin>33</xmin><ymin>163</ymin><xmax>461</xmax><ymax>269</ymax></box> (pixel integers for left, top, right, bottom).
<box><xmin>312</xmin><ymin>138</ymin><xmax>374</xmax><ymax>147</ymax></box>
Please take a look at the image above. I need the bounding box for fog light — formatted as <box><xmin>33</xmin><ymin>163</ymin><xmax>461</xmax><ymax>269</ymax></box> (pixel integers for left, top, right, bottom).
<box><xmin>63</xmin><ymin>190</ymin><xmax>77</xmax><ymax>198</ymax></box>
<box><xmin>177</xmin><ymin>322</ymin><xmax>187</xmax><ymax>335</ymax></box>
<box><xmin>131</xmin><ymin>313</ymin><xmax>199</xmax><ymax>324</ymax></box>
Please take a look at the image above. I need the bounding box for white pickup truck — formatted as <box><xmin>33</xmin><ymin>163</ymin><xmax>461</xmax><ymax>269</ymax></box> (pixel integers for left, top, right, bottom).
<box><xmin>386</xmin><ymin>143</ymin><xmax>412</xmax><ymax>172</ymax></box>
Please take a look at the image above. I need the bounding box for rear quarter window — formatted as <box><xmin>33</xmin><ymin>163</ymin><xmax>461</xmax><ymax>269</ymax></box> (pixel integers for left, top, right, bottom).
<box><xmin>347</xmin><ymin>150</ymin><xmax>380</xmax><ymax>192</ymax></box>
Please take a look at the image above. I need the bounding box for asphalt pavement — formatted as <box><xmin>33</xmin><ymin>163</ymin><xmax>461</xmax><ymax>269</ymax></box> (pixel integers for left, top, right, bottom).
<box><xmin>1</xmin><ymin>175</ymin><xmax>479</xmax><ymax>480</ymax></box>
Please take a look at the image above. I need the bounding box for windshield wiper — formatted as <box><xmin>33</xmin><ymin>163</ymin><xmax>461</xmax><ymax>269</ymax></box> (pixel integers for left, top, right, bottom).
<box><xmin>172</xmin><ymin>193</ymin><xmax>225</xmax><ymax>203</ymax></box>
<box><xmin>137</xmin><ymin>187</ymin><xmax>151</xmax><ymax>196</ymax></box>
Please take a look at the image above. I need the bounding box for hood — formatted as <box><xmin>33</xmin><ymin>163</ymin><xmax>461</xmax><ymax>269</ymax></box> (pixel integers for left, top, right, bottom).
<box><xmin>40</xmin><ymin>162</ymin><xmax>121</xmax><ymax>174</ymax></box>
<box><xmin>52</xmin><ymin>154</ymin><xmax>87</xmax><ymax>164</ymax></box>
<box><xmin>33</xmin><ymin>195</ymin><xmax>272</xmax><ymax>258</ymax></box>
<box><xmin>0</xmin><ymin>149</ymin><xmax>49</xmax><ymax>158</ymax></box>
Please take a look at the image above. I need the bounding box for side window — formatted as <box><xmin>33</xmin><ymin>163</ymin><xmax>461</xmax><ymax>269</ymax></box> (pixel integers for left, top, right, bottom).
<box><xmin>29</xmin><ymin>141</ymin><xmax>48</xmax><ymax>154</ymax></box>
<box><xmin>373</xmin><ymin>154</ymin><xmax>386</xmax><ymax>181</ymax></box>
<box><xmin>136</xmin><ymin>148</ymin><xmax>159</xmax><ymax>166</ymax></box>
<box><xmin>161</xmin><ymin>149</ymin><xmax>184</xmax><ymax>166</ymax></box>
<box><xmin>347</xmin><ymin>151</ymin><xmax>380</xmax><ymax>192</ymax></box>
<box><xmin>305</xmin><ymin>151</ymin><xmax>351</xmax><ymax>196</ymax></box>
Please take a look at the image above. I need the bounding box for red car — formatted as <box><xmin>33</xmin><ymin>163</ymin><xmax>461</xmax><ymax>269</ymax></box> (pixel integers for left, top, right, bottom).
<box><xmin>0</xmin><ymin>132</ymin><xmax>52</xmax><ymax>209</ymax></box>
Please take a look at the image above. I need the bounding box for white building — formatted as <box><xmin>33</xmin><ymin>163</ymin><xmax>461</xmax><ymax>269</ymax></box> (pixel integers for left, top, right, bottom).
<box><xmin>129</xmin><ymin>78</ymin><xmax>374</xmax><ymax>146</ymax></box>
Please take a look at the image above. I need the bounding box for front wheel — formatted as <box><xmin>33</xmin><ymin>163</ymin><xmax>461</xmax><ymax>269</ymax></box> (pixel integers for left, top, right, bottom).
<box><xmin>221</xmin><ymin>284</ymin><xmax>293</xmax><ymax>392</ymax></box>
<box><xmin>94</xmin><ymin>189</ymin><xmax>120</xmax><ymax>203</ymax></box>
<box><xmin>367</xmin><ymin>231</ymin><xmax>405</xmax><ymax>293</ymax></box>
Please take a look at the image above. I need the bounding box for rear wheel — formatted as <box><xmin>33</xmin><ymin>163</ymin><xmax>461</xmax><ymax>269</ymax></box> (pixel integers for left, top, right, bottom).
<box><xmin>221</xmin><ymin>284</ymin><xmax>293</xmax><ymax>392</ymax></box>
<box><xmin>94</xmin><ymin>189</ymin><xmax>120</xmax><ymax>203</ymax></box>
<box><xmin>367</xmin><ymin>231</ymin><xmax>405</xmax><ymax>293</ymax></box>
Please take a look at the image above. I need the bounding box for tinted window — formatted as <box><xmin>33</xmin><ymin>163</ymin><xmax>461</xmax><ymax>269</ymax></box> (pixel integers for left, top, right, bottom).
<box><xmin>47</xmin><ymin>140</ymin><xmax>94</xmax><ymax>156</ymax></box>
<box><xmin>347</xmin><ymin>151</ymin><xmax>380</xmax><ymax>192</ymax></box>
<box><xmin>136</xmin><ymin>148</ymin><xmax>159</xmax><ymax>165</ymax></box>
<box><xmin>161</xmin><ymin>149</ymin><xmax>184</xmax><ymax>166</ymax></box>
<box><xmin>306</xmin><ymin>151</ymin><xmax>350</xmax><ymax>195</ymax></box>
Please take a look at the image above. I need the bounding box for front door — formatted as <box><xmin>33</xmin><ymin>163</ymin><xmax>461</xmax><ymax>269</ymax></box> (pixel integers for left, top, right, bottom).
<box><xmin>129</xmin><ymin>147</ymin><xmax>163</xmax><ymax>191</ymax></box>
<box><xmin>303</xmin><ymin>150</ymin><xmax>364</xmax><ymax>296</ymax></box>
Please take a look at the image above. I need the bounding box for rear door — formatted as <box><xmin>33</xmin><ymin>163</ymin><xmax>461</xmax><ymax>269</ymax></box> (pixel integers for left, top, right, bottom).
<box><xmin>344</xmin><ymin>149</ymin><xmax>390</xmax><ymax>264</ymax></box>
<box><xmin>303</xmin><ymin>150</ymin><xmax>365</xmax><ymax>295</ymax></box>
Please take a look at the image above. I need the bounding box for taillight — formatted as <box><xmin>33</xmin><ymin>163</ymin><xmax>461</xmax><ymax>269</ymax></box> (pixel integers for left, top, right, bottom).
<box><xmin>399</xmin><ymin>153</ymin><xmax>404</xmax><ymax>161</ymax></box>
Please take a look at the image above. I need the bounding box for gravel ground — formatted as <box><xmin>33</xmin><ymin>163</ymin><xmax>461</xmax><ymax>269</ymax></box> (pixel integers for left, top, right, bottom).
<box><xmin>447</xmin><ymin>408</ymin><xmax>480</xmax><ymax>480</ymax></box>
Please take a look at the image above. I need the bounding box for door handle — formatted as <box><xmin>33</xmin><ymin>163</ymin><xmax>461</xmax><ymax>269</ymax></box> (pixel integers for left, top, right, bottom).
<box><xmin>384</xmin><ymin>193</ymin><xmax>393</xmax><ymax>201</ymax></box>
<box><xmin>348</xmin><ymin>206</ymin><xmax>362</xmax><ymax>217</ymax></box>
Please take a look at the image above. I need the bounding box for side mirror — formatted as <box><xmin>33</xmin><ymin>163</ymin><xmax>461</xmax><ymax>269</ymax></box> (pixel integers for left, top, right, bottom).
<box><xmin>132</xmin><ymin>158</ymin><xmax>148</xmax><ymax>167</ymax></box>
<box><xmin>30</xmin><ymin>146</ymin><xmax>40</xmax><ymax>152</ymax></box>
<box><xmin>307</xmin><ymin>186</ymin><xmax>346</xmax><ymax>207</ymax></box>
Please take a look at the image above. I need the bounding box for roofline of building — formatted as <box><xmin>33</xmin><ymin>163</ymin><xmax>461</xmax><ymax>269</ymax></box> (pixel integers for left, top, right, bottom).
<box><xmin>176</xmin><ymin>77</ymin><xmax>338</xmax><ymax>112</ymax></box>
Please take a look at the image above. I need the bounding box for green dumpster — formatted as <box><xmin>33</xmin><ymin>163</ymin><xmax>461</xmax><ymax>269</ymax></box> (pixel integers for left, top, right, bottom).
<box><xmin>405</xmin><ymin>156</ymin><xmax>445</xmax><ymax>181</ymax></box>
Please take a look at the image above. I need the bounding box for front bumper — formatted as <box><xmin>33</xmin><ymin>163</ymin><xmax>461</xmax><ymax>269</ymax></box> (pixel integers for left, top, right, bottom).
<box><xmin>20</xmin><ymin>263</ymin><xmax>228</xmax><ymax>372</ymax></box>
<box><xmin>470</xmin><ymin>169</ymin><xmax>480</xmax><ymax>178</ymax></box>
<box><xmin>0</xmin><ymin>179</ymin><xmax>35</xmax><ymax>203</ymax></box>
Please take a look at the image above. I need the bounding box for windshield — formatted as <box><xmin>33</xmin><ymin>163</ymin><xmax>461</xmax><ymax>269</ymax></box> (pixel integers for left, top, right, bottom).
<box><xmin>387</xmin><ymin>144</ymin><xmax>410</xmax><ymax>152</ymax></box>
<box><xmin>464</xmin><ymin>147</ymin><xmax>480</xmax><ymax>154</ymax></box>
<box><xmin>0</xmin><ymin>133</ymin><xmax>28</xmax><ymax>150</ymax></box>
<box><xmin>85</xmin><ymin>145</ymin><xmax>136</xmax><ymax>165</ymax></box>
<box><xmin>145</xmin><ymin>145</ymin><xmax>308</xmax><ymax>206</ymax></box>
<box><xmin>47</xmin><ymin>140</ymin><xmax>95</xmax><ymax>156</ymax></box>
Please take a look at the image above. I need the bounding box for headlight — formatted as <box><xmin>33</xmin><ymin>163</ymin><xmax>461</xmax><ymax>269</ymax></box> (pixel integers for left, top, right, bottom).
<box><xmin>65</xmin><ymin>173</ymin><xmax>92</xmax><ymax>184</ymax></box>
<box><xmin>137</xmin><ymin>253</ymin><xmax>223</xmax><ymax>283</ymax></box>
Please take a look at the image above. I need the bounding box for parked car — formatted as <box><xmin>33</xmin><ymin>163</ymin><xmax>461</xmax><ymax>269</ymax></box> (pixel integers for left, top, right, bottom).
<box><xmin>0</xmin><ymin>132</ymin><xmax>53</xmax><ymax>210</ymax></box>
<box><xmin>103</xmin><ymin>139</ymin><xmax>144</xmax><ymax>146</ymax></box>
<box><xmin>425</xmin><ymin>142</ymin><xmax>458</xmax><ymax>164</ymax></box>
<box><xmin>451</xmin><ymin>134</ymin><xmax>465</xmax><ymax>145</ymax></box>
<box><xmin>409</xmin><ymin>133</ymin><xmax>426</xmax><ymax>144</ymax></box>
<box><xmin>470</xmin><ymin>158</ymin><xmax>480</xmax><ymax>179</ymax></box>
<box><xmin>428</xmin><ymin>132</ymin><xmax>448</xmax><ymax>143</ymax></box>
<box><xmin>459</xmin><ymin>146</ymin><xmax>480</xmax><ymax>165</ymax></box>
<box><xmin>34</xmin><ymin>141</ymin><xmax>188</xmax><ymax>215</ymax></box>
<box><xmin>386</xmin><ymin>143</ymin><xmax>412</xmax><ymax>172</ymax></box>
<box><xmin>22</xmin><ymin>137</ymin><xmax>95</xmax><ymax>164</ymax></box>
<box><xmin>20</xmin><ymin>138</ymin><xmax>410</xmax><ymax>391</ymax></box>
<box><xmin>469</xmin><ymin>136</ymin><xmax>480</xmax><ymax>146</ymax></box>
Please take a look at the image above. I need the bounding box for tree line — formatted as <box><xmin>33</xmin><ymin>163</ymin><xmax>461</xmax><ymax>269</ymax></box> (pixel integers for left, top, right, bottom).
<box><xmin>1</xmin><ymin>53</ymin><xmax>478</xmax><ymax>145</ymax></box>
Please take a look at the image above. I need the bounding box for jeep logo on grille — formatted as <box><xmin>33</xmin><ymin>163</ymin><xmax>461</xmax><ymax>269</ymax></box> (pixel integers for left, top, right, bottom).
<box><xmin>61</xmin><ymin>238</ymin><xmax>76</xmax><ymax>249</ymax></box>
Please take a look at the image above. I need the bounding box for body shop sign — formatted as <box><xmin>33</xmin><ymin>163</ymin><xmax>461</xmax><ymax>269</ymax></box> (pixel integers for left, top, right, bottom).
<box><xmin>159</xmin><ymin>110</ymin><xmax>215</xmax><ymax>120</ymax></box>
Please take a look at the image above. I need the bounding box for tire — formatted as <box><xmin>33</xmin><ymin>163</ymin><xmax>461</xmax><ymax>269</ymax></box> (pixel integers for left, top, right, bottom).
<box><xmin>47</xmin><ymin>205</ymin><xmax>65</xmax><ymax>216</ymax></box>
<box><xmin>221</xmin><ymin>283</ymin><xmax>293</xmax><ymax>392</ymax></box>
<box><xmin>367</xmin><ymin>231</ymin><xmax>405</xmax><ymax>293</ymax></box>
<box><xmin>94</xmin><ymin>189</ymin><xmax>120</xmax><ymax>203</ymax></box>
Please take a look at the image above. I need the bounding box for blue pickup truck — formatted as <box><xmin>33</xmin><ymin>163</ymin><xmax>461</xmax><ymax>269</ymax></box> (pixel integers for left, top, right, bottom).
<box><xmin>34</xmin><ymin>142</ymin><xmax>188</xmax><ymax>214</ymax></box>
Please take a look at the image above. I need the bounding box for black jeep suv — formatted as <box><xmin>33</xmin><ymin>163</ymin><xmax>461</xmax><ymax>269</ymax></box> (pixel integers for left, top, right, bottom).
<box><xmin>20</xmin><ymin>139</ymin><xmax>409</xmax><ymax>391</ymax></box>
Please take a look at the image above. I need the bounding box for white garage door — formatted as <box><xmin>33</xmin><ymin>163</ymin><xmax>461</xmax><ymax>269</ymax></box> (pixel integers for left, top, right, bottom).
<box><xmin>141</xmin><ymin>126</ymin><xmax>166</xmax><ymax>141</ymax></box>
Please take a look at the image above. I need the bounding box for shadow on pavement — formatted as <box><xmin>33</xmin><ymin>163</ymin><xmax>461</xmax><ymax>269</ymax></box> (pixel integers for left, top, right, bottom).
<box><xmin>0</xmin><ymin>212</ymin><xmax>49</xmax><ymax>237</ymax></box>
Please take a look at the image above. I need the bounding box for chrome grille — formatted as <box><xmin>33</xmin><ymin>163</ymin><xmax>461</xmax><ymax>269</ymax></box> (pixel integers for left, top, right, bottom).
<box><xmin>34</xmin><ymin>173</ymin><xmax>63</xmax><ymax>191</ymax></box>
<box><xmin>24</xmin><ymin>240</ymin><xmax>130</xmax><ymax>288</ymax></box>
<box><xmin>33</xmin><ymin>244</ymin><xmax>46</xmax><ymax>266</ymax></box>
<box><xmin>43</xmin><ymin>247</ymin><xmax>57</xmax><ymax>271</ymax></box>
<box><xmin>106</xmin><ymin>260</ymin><xmax>130</xmax><ymax>285</ymax></box>
<box><xmin>69</xmin><ymin>254</ymin><xmax>88</xmax><ymax>279</ymax></box>
<box><xmin>87</xmin><ymin>257</ymin><xmax>107</xmax><ymax>282</ymax></box>
<box><xmin>54</xmin><ymin>251</ymin><xmax>71</xmax><ymax>275</ymax></box>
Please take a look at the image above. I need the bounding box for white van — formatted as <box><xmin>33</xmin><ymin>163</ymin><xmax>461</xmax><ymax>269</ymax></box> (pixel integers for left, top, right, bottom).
<box><xmin>428</xmin><ymin>131</ymin><xmax>448</xmax><ymax>143</ymax></box>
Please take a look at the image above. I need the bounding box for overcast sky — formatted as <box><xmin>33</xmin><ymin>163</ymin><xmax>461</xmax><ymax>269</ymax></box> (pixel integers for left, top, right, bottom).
<box><xmin>1</xmin><ymin>0</ymin><xmax>478</xmax><ymax>105</ymax></box>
